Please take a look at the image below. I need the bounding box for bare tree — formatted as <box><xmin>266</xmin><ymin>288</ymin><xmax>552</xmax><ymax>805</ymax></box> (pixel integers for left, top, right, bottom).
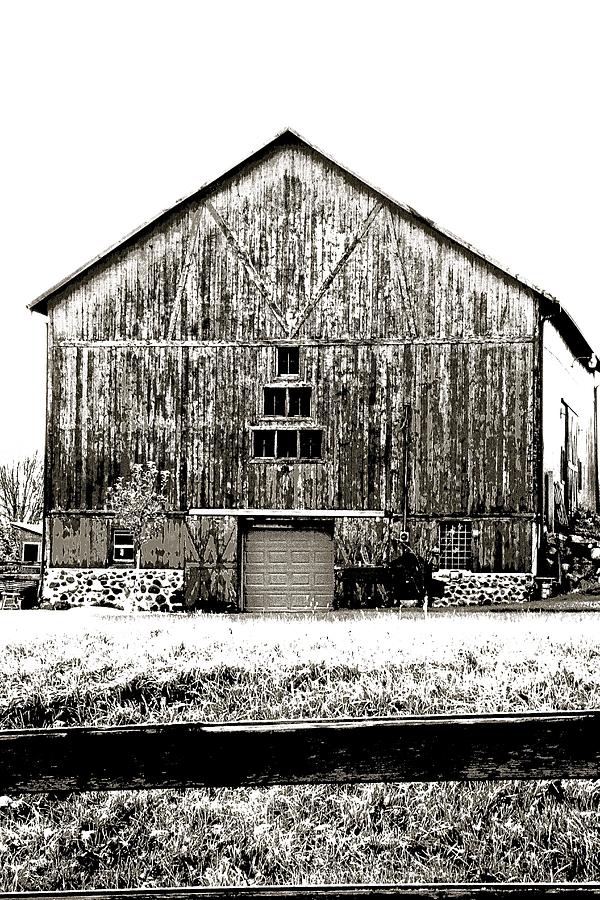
<box><xmin>0</xmin><ymin>517</ymin><xmax>19</xmax><ymax>564</ymax></box>
<box><xmin>0</xmin><ymin>453</ymin><xmax>43</xmax><ymax>523</ymax></box>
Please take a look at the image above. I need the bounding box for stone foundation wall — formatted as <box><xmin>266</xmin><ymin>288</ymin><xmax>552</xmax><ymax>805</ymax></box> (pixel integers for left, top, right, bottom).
<box><xmin>432</xmin><ymin>572</ymin><xmax>534</xmax><ymax>606</ymax></box>
<box><xmin>41</xmin><ymin>568</ymin><xmax>184</xmax><ymax>611</ymax></box>
<box><xmin>40</xmin><ymin>567</ymin><xmax>535</xmax><ymax>612</ymax></box>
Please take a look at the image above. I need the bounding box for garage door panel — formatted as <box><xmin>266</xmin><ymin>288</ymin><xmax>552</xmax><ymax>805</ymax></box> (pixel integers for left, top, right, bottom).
<box><xmin>245</xmin><ymin>527</ymin><xmax>333</xmax><ymax>612</ymax></box>
<box><xmin>268</xmin><ymin>573</ymin><xmax>289</xmax><ymax>585</ymax></box>
<box><xmin>290</xmin><ymin>551</ymin><xmax>311</xmax><ymax>564</ymax></box>
<box><xmin>246</xmin><ymin>552</ymin><xmax>267</xmax><ymax>565</ymax></box>
<box><xmin>313</xmin><ymin>574</ymin><xmax>331</xmax><ymax>586</ymax></box>
<box><xmin>268</xmin><ymin>550</ymin><xmax>289</xmax><ymax>562</ymax></box>
<box><xmin>246</xmin><ymin>574</ymin><xmax>267</xmax><ymax>587</ymax></box>
<box><xmin>291</xmin><ymin>574</ymin><xmax>310</xmax><ymax>586</ymax></box>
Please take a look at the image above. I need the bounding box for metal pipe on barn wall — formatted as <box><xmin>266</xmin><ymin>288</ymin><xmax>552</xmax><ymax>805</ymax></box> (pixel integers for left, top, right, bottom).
<box><xmin>594</xmin><ymin>382</ymin><xmax>599</xmax><ymax>512</ymax></box>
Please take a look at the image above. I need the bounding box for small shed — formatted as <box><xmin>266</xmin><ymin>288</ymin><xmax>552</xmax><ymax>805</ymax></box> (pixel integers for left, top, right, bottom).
<box><xmin>0</xmin><ymin>522</ymin><xmax>42</xmax><ymax>608</ymax></box>
<box><xmin>10</xmin><ymin>522</ymin><xmax>43</xmax><ymax>564</ymax></box>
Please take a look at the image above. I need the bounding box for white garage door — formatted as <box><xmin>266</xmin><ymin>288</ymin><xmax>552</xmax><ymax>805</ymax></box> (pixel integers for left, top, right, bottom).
<box><xmin>244</xmin><ymin>526</ymin><xmax>334</xmax><ymax>612</ymax></box>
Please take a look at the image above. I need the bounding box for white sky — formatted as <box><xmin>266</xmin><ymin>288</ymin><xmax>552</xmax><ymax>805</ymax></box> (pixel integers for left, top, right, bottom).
<box><xmin>1</xmin><ymin>0</ymin><xmax>598</xmax><ymax>465</ymax></box>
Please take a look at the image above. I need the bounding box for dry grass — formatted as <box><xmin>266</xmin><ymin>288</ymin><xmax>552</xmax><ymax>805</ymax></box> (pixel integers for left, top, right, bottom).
<box><xmin>1</xmin><ymin>608</ymin><xmax>600</xmax><ymax>889</ymax></box>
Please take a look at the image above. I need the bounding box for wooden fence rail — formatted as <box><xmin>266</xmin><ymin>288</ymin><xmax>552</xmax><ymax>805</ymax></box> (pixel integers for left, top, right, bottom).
<box><xmin>0</xmin><ymin>886</ymin><xmax>599</xmax><ymax>900</ymax></box>
<box><xmin>1</xmin><ymin>712</ymin><xmax>600</xmax><ymax>898</ymax></box>
<box><xmin>1</xmin><ymin>711</ymin><xmax>600</xmax><ymax>794</ymax></box>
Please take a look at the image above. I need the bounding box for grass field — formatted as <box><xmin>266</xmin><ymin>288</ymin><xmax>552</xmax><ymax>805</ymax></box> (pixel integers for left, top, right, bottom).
<box><xmin>1</xmin><ymin>608</ymin><xmax>600</xmax><ymax>889</ymax></box>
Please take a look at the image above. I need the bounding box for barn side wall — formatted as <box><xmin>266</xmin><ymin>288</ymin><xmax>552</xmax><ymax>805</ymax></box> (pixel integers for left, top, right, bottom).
<box><xmin>542</xmin><ymin>322</ymin><xmax>598</xmax><ymax>519</ymax></box>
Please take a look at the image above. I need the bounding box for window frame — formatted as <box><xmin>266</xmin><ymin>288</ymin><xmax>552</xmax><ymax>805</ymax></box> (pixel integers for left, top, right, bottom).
<box><xmin>262</xmin><ymin>384</ymin><xmax>312</xmax><ymax>419</ymax></box>
<box><xmin>250</xmin><ymin>426</ymin><xmax>324</xmax><ymax>462</ymax></box>
<box><xmin>438</xmin><ymin>521</ymin><xmax>473</xmax><ymax>571</ymax></box>
<box><xmin>111</xmin><ymin>528</ymin><xmax>136</xmax><ymax>566</ymax></box>
<box><xmin>22</xmin><ymin>541</ymin><xmax>41</xmax><ymax>564</ymax></box>
<box><xmin>276</xmin><ymin>346</ymin><xmax>301</xmax><ymax>379</ymax></box>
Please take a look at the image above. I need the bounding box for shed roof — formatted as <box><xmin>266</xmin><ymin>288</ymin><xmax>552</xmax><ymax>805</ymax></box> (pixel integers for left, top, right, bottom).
<box><xmin>10</xmin><ymin>521</ymin><xmax>43</xmax><ymax>536</ymax></box>
<box><xmin>27</xmin><ymin>128</ymin><xmax>597</xmax><ymax>368</ymax></box>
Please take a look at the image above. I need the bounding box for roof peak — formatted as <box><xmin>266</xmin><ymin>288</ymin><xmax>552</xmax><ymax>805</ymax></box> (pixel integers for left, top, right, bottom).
<box><xmin>25</xmin><ymin>128</ymin><xmax>596</xmax><ymax>364</ymax></box>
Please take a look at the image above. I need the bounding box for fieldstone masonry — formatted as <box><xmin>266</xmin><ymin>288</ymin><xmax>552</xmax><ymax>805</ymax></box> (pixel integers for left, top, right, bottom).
<box><xmin>41</xmin><ymin>568</ymin><xmax>534</xmax><ymax>611</ymax></box>
<box><xmin>41</xmin><ymin>568</ymin><xmax>184</xmax><ymax>611</ymax></box>
<box><xmin>432</xmin><ymin>572</ymin><xmax>534</xmax><ymax>606</ymax></box>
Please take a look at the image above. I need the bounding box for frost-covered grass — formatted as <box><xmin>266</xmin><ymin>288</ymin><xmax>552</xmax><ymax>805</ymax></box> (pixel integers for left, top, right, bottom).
<box><xmin>1</xmin><ymin>608</ymin><xmax>600</xmax><ymax>889</ymax></box>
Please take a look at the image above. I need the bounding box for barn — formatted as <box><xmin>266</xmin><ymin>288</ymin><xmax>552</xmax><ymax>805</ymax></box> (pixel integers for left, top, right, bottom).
<box><xmin>29</xmin><ymin>130</ymin><xmax>599</xmax><ymax>611</ymax></box>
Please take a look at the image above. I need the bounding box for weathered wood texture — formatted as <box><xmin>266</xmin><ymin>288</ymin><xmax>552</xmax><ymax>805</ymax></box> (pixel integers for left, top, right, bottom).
<box><xmin>2</xmin><ymin>886</ymin><xmax>600</xmax><ymax>900</ymax></box>
<box><xmin>49</xmin><ymin>515</ymin><xmax>198</xmax><ymax>568</ymax></box>
<box><xmin>44</xmin><ymin>141</ymin><xmax>545</xmax><ymax>572</ymax></box>
<box><xmin>47</xmin><ymin>341</ymin><xmax>536</xmax><ymax>516</ymax></box>
<box><xmin>48</xmin><ymin>148</ymin><xmax>538</xmax><ymax>344</ymax></box>
<box><xmin>1</xmin><ymin>711</ymin><xmax>600</xmax><ymax>794</ymax></box>
<box><xmin>406</xmin><ymin>518</ymin><xmax>533</xmax><ymax>573</ymax></box>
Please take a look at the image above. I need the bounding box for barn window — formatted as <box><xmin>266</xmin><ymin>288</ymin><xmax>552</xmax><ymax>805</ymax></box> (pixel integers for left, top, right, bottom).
<box><xmin>263</xmin><ymin>386</ymin><xmax>311</xmax><ymax>417</ymax></box>
<box><xmin>299</xmin><ymin>429</ymin><xmax>322</xmax><ymax>458</ymax></box>
<box><xmin>112</xmin><ymin>529</ymin><xmax>135</xmax><ymax>564</ymax></box>
<box><xmin>439</xmin><ymin>521</ymin><xmax>473</xmax><ymax>570</ymax></box>
<box><xmin>276</xmin><ymin>430</ymin><xmax>298</xmax><ymax>458</ymax></box>
<box><xmin>263</xmin><ymin>388</ymin><xmax>287</xmax><ymax>416</ymax></box>
<box><xmin>277</xmin><ymin>346</ymin><xmax>300</xmax><ymax>377</ymax></box>
<box><xmin>22</xmin><ymin>542</ymin><xmax>41</xmax><ymax>564</ymax></box>
<box><xmin>252</xmin><ymin>429</ymin><xmax>323</xmax><ymax>460</ymax></box>
<box><xmin>288</xmin><ymin>387</ymin><xmax>311</xmax><ymax>417</ymax></box>
<box><xmin>253</xmin><ymin>430</ymin><xmax>276</xmax><ymax>458</ymax></box>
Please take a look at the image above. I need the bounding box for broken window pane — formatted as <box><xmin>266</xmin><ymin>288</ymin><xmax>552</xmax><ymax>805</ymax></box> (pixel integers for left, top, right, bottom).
<box><xmin>112</xmin><ymin>530</ymin><xmax>135</xmax><ymax>563</ymax></box>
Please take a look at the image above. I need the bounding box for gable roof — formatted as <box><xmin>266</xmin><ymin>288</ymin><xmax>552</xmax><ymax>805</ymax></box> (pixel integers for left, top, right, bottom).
<box><xmin>27</xmin><ymin>128</ymin><xmax>597</xmax><ymax>368</ymax></box>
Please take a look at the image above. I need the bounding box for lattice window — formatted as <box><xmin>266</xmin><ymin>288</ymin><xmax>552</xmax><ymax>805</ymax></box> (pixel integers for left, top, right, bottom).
<box><xmin>439</xmin><ymin>521</ymin><xmax>473</xmax><ymax>570</ymax></box>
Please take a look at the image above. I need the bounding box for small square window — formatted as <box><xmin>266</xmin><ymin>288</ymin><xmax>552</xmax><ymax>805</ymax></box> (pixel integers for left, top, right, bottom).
<box><xmin>277</xmin><ymin>346</ymin><xmax>299</xmax><ymax>377</ymax></box>
<box><xmin>264</xmin><ymin>387</ymin><xmax>286</xmax><ymax>416</ymax></box>
<box><xmin>276</xmin><ymin>429</ymin><xmax>298</xmax><ymax>458</ymax></box>
<box><xmin>439</xmin><ymin>521</ymin><xmax>472</xmax><ymax>570</ymax></box>
<box><xmin>288</xmin><ymin>387</ymin><xmax>311</xmax><ymax>417</ymax></box>
<box><xmin>22</xmin><ymin>542</ymin><xmax>41</xmax><ymax>564</ymax></box>
<box><xmin>112</xmin><ymin>530</ymin><xmax>135</xmax><ymax>564</ymax></box>
<box><xmin>299</xmin><ymin>430</ymin><xmax>322</xmax><ymax>459</ymax></box>
<box><xmin>253</xmin><ymin>430</ymin><xmax>276</xmax><ymax>458</ymax></box>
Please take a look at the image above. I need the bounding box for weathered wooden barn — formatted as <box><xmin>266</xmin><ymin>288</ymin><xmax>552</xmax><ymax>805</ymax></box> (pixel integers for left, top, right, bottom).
<box><xmin>29</xmin><ymin>130</ymin><xmax>599</xmax><ymax>610</ymax></box>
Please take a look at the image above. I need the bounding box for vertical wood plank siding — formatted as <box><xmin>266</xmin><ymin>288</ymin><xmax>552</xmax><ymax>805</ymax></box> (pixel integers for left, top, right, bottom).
<box><xmin>47</xmin><ymin>143</ymin><xmax>540</xmax><ymax>573</ymax></box>
<box><xmin>48</xmin><ymin>341</ymin><xmax>535</xmax><ymax>517</ymax></box>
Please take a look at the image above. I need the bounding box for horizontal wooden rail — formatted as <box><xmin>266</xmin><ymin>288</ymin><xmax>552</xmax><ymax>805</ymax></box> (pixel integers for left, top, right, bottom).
<box><xmin>1</xmin><ymin>884</ymin><xmax>600</xmax><ymax>900</ymax></box>
<box><xmin>1</xmin><ymin>710</ymin><xmax>600</xmax><ymax>794</ymax></box>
